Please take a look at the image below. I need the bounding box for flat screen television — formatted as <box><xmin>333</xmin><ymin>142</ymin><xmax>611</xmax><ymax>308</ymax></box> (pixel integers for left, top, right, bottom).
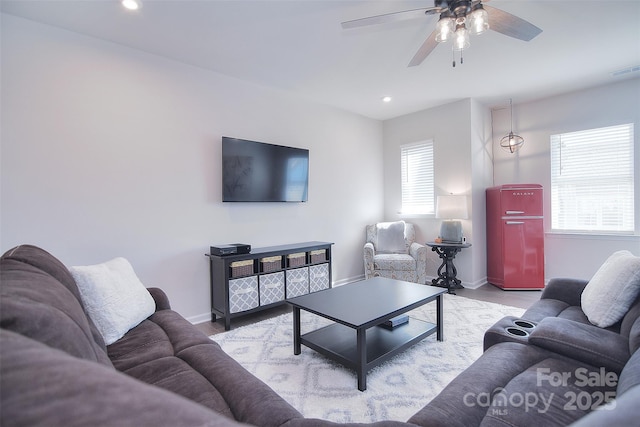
<box><xmin>222</xmin><ymin>137</ymin><xmax>309</xmax><ymax>202</ymax></box>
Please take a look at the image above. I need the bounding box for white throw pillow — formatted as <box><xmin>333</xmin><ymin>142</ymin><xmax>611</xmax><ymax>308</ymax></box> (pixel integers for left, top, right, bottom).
<box><xmin>376</xmin><ymin>221</ymin><xmax>407</xmax><ymax>254</ymax></box>
<box><xmin>581</xmin><ymin>250</ymin><xmax>640</xmax><ymax>328</ymax></box>
<box><xmin>69</xmin><ymin>257</ymin><xmax>156</xmax><ymax>345</ymax></box>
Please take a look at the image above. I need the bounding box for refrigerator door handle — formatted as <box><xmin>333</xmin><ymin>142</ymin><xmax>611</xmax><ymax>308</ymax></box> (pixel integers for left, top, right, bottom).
<box><xmin>505</xmin><ymin>210</ymin><xmax>525</xmax><ymax>215</ymax></box>
<box><xmin>506</xmin><ymin>221</ymin><xmax>525</xmax><ymax>225</ymax></box>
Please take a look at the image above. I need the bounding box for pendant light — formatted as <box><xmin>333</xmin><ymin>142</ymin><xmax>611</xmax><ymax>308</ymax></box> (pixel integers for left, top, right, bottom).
<box><xmin>500</xmin><ymin>99</ymin><xmax>524</xmax><ymax>153</ymax></box>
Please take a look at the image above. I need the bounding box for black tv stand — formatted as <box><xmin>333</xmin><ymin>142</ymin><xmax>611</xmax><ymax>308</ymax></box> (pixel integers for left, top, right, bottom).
<box><xmin>206</xmin><ymin>241</ymin><xmax>333</xmax><ymax>330</ymax></box>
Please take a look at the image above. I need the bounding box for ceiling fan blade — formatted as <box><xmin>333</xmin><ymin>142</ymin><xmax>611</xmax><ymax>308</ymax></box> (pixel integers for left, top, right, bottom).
<box><xmin>341</xmin><ymin>7</ymin><xmax>440</xmax><ymax>30</ymax></box>
<box><xmin>485</xmin><ymin>5</ymin><xmax>542</xmax><ymax>41</ymax></box>
<box><xmin>408</xmin><ymin>30</ymin><xmax>438</xmax><ymax>67</ymax></box>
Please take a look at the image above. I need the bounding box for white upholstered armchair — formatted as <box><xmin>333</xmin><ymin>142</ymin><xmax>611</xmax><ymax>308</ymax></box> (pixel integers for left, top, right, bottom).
<box><xmin>363</xmin><ymin>221</ymin><xmax>427</xmax><ymax>284</ymax></box>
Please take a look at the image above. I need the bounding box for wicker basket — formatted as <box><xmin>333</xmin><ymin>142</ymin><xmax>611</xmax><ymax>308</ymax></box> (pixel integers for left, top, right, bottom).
<box><xmin>260</xmin><ymin>256</ymin><xmax>281</xmax><ymax>273</ymax></box>
<box><xmin>310</xmin><ymin>249</ymin><xmax>326</xmax><ymax>264</ymax></box>
<box><xmin>230</xmin><ymin>260</ymin><xmax>253</xmax><ymax>278</ymax></box>
<box><xmin>287</xmin><ymin>252</ymin><xmax>306</xmax><ymax>268</ymax></box>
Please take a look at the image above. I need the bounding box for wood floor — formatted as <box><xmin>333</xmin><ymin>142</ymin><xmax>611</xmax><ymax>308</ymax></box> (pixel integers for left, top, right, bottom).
<box><xmin>195</xmin><ymin>283</ymin><xmax>541</xmax><ymax>337</ymax></box>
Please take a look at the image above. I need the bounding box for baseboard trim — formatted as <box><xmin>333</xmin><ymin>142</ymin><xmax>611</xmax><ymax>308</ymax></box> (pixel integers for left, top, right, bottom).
<box><xmin>334</xmin><ymin>275</ymin><xmax>364</xmax><ymax>287</ymax></box>
<box><xmin>187</xmin><ymin>312</ymin><xmax>212</xmax><ymax>325</ymax></box>
<box><xmin>424</xmin><ymin>275</ymin><xmax>487</xmax><ymax>290</ymax></box>
<box><xmin>463</xmin><ymin>277</ymin><xmax>487</xmax><ymax>290</ymax></box>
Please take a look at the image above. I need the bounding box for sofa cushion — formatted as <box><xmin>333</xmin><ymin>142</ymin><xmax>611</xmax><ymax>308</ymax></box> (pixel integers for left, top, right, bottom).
<box><xmin>108</xmin><ymin>309</ymin><xmax>303</xmax><ymax>426</ymax></box>
<box><xmin>0</xmin><ymin>245</ymin><xmax>112</xmax><ymax>366</ymax></box>
<box><xmin>376</xmin><ymin>221</ymin><xmax>407</xmax><ymax>254</ymax></box>
<box><xmin>69</xmin><ymin>257</ymin><xmax>156</xmax><ymax>345</ymax></box>
<box><xmin>581</xmin><ymin>250</ymin><xmax>640</xmax><ymax>328</ymax></box>
<box><xmin>522</xmin><ymin>299</ymin><xmax>591</xmax><ymax>325</ymax></box>
<box><xmin>0</xmin><ymin>329</ymin><xmax>243</xmax><ymax>427</ymax></box>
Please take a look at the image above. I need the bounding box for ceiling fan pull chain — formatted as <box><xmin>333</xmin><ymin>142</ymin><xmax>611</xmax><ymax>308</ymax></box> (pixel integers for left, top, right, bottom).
<box><xmin>452</xmin><ymin>49</ymin><xmax>456</xmax><ymax>67</ymax></box>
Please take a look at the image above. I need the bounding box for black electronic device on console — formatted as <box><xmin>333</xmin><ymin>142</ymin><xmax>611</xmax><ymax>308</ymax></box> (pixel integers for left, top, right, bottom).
<box><xmin>210</xmin><ymin>244</ymin><xmax>251</xmax><ymax>256</ymax></box>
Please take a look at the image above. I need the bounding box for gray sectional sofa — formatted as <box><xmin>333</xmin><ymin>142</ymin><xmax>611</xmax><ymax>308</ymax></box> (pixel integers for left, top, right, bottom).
<box><xmin>412</xmin><ymin>273</ymin><xmax>640</xmax><ymax>426</ymax></box>
<box><xmin>1</xmin><ymin>244</ymin><xmax>639</xmax><ymax>426</ymax></box>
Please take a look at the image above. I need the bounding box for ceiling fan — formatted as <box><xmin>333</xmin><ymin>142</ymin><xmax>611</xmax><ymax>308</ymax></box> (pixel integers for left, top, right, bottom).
<box><xmin>341</xmin><ymin>0</ymin><xmax>542</xmax><ymax>67</ymax></box>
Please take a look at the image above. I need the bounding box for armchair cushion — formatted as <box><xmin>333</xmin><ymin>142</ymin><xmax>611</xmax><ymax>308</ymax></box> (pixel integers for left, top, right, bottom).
<box><xmin>376</xmin><ymin>221</ymin><xmax>407</xmax><ymax>254</ymax></box>
<box><xmin>581</xmin><ymin>250</ymin><xmax>640</xmax><ymax>328</ymax></box>
<box><xmin>373</xmin><ymin>254</ymin><xmax>416</xmax><ymax>271</ymax></box>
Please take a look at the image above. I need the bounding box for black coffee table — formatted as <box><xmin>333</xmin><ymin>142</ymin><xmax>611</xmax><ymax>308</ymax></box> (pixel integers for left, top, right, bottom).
<box><xmin>287</xmin><ymin>277</ymin><xmax>445</xmax><ymax>391</ymax></box>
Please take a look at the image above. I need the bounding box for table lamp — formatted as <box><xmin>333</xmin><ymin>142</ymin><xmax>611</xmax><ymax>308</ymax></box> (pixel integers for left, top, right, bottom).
<box><xmin>436</xmin><ymin>195</ymin><xmax>468</xmax><ymax>243</ymax></box>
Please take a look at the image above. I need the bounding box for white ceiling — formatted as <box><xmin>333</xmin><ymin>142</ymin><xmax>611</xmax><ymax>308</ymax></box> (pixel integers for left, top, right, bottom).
<box><xmin>2</xmin><ymin>0</ymin><xmax>639</xmax><ymax>120</ymax></box>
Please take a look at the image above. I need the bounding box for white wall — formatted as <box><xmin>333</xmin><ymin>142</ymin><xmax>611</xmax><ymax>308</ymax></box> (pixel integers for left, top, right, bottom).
<box><xmin>469</xmin><ymin>98</ymin><xmax>494</xmax><ymax>285</ymax></box>
<box><xmin>382</xmin><ymin>99</ymin><xmax>491</xmax><ymax>286</ymax></box>
<box><xmin>491</xmin><ymin>78</ymin><xmax>640</xmax><ymax>280</ymax></box>
<box><xmin>0</xmin><ymin>14</ymin><xmax>384</xmax><ymax>322</ymax></box>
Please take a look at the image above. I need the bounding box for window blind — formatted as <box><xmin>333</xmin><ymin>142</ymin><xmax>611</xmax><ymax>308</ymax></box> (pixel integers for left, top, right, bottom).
<box><xmin>401</xmin><ymin>141</ymin><xmax>434</xmax><ymax>214</ymax></box>
<box><xmin>550</xmin><ymin>123</ymin><xmax>635</xmax><ymax>233</ymax></box>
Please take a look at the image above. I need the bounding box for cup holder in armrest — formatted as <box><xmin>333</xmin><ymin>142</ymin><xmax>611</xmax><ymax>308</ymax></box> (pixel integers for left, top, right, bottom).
<box><xmin>505</xmin><ymin>327</ymin><xmax>529</xmax><ymax>337</ymax></box>
<box><xmin>484</xmin><ymin>316</ymin><xmax>538</xmax><ymax>352</ymax></box>
<box><xmin>513</xmin><ymin>319</ymin><xmax>536</xmax><ymax>329</ymax></box>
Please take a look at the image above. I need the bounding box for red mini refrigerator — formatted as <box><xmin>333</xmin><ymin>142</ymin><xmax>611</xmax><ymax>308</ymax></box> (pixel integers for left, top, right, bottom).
<box><xmin>486</xmin><ymin>184</ymin><xmax>545</xmax><ymax>290</ymax></box>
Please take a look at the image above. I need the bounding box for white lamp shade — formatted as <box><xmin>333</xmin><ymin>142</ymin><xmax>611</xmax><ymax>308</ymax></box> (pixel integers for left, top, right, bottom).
<box><xmin>436</xmin><ymin>195</ymin><xmax>468</xmax><ymax>219</ymax></box>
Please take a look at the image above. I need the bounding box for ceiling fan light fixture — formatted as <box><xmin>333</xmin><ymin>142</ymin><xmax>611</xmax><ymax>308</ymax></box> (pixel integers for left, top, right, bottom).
<box><xmin>435</xmin><ymin>15</ymin><xmax>455</xmax><ymax>43</ymax></box>
<box><xmin>468</xmin><ymin>4</ymin><xmax>489</xmax><ymax>35</ymax></box>
<box><xmin>453</xmin><ymin>23</ymin><xmax>470</xmax><ymax>51</ymax></box>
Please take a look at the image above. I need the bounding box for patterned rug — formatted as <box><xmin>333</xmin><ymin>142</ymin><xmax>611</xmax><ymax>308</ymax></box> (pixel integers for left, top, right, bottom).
<box><xmin>211</xmin><ymin>294</ymin><xmax>524</xmax><ymax>423</ymax></box>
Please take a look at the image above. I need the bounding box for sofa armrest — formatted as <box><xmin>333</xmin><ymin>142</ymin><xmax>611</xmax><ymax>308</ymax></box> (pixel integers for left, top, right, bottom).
<box><xmin>540</xmin><ymin>277</ymin><xmax>589</xmax><ymax>307</ymax></box>
<box><xmin>409</xmin><ymin>242</ymin><xmax>427</xmax><ymax>261</ymax></box>
<box><xmin>364</xmin><ymin>242</ymin><xmax>375</xmax><ymax>257</ymax></box>
<box><xmin>410</xmin><ymin>242</ymin><xmax>428</xmax><ymax>284</ymax></box>
<box><xmin>147</xmin><ymin>287</ymin><xmax>171</xmax><ymax>311</ymax></box>
<box><xmin>529</xmin><ymin>317</ymin><xmax>630</xmax><ymax>373</ymax></box>
<box><xmin>364</xmin><ymin>242</ymin><xmax>375</xmax><ymax>278</ymax></box>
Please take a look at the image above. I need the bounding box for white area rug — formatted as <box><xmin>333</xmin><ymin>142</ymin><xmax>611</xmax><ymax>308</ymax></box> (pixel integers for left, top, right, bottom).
<box><xmin>211</xmin><ymin>294</ymin><xmax>524</xmax><ymax>423</ymax></box>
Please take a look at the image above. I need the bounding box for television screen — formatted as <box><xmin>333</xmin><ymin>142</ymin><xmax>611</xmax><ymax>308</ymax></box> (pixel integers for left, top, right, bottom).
<box><xmin>222</xmin><ymin>137</ymin><xmax>309</xmax><ymax>202</ymax></box>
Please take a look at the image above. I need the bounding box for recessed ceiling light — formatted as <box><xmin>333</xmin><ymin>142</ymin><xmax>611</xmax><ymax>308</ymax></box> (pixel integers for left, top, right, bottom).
<box><xmin>382</xmin><ymin>96</ymin><xmax>392</xmax><ymax>103</ymax></box>
<box><xmin>122</xmin><ymin>0</ymin><xmax>141</xmax><ymax>11</ymax></box>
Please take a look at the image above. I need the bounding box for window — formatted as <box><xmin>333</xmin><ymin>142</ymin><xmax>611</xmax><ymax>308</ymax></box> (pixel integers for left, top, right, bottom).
<box><xmin>550</xmin><ymin>123</ymin><xmax>635</xmax><ymax>233</ymax></box>
<box><xmin>401</xmin><ymin>141</ymin><xmax>434</xmax><ymax>214</ymax></box>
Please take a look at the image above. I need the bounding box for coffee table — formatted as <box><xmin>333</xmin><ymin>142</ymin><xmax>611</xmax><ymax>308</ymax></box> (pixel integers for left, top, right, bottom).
<box><xmin>287</xmin><ymin>277</ymin><xmax>445</xmax><ymax>391</ymax></box>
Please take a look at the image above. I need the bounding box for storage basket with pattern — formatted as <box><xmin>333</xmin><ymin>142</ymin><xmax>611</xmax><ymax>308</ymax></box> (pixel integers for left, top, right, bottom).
<box><xmin>309</xmin><ymin>263</ymin><xmax>330</xmax><ymax>292</ymax></box>
<box><xmin>310</xmin><ymin>249</ymin><xmax>326</xmax><ymax>264</ymax></box>
<box><xmin>286</xmin><ymin>267</ymin><xmax>309</xmax><ymax>298</ymax></box>
<box><xmin>287</xmin><ymin>252</ymin><xmax>306</xmax><ymax>268</ymax></box>
<box><xmin>259</xmin><ymin>272</ymin><xmax>285</xmax><ymax>305</ymax></box>
<box><xmin>260</xmin><ymin>256</ymin><xmax>281</xmax><ymax>273</ymax></box>
<box><xmin>230</xmin><ymin>260</ymin><xmax>254</xmax><ymax>278</ymax></box>
<box><xmin>229</xmin><ymin>276</ymin><xmax>259</xmax><ymax>313</ymax></box>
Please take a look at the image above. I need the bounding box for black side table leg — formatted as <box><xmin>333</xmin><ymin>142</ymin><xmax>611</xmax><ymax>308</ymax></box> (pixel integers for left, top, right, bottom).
<box><xmin>429</xmin><ymin>246</ymin><xmax>464</xmax><ymax>295</ymax></box>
